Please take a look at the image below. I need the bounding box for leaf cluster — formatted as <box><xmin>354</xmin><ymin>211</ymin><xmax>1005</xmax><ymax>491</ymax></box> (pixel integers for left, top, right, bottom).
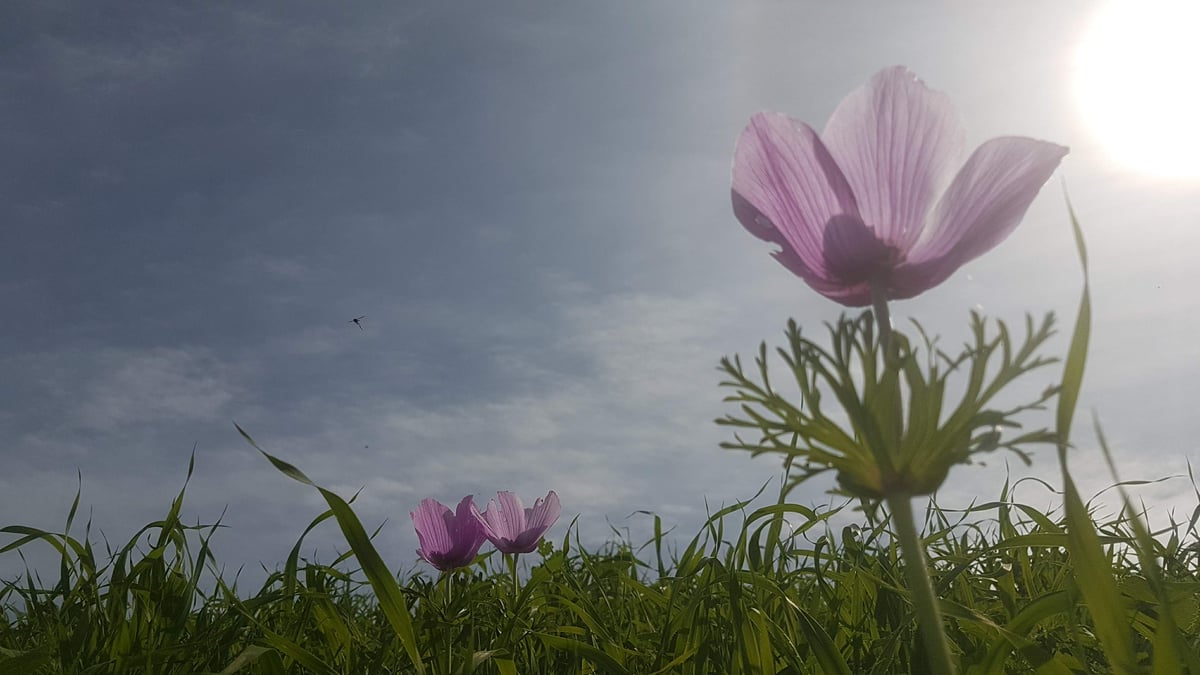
<box><xmin>717</xmin><ymin>311</ymin><xmax>1060</xmax><ymax>498</ymax></box>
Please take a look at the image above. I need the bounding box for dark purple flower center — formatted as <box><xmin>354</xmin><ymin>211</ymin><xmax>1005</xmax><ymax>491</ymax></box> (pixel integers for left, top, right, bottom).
<box><xmin>822</xmin><ymin>214</ymin><xmax>901</xmax><ymax>285</ymax></box>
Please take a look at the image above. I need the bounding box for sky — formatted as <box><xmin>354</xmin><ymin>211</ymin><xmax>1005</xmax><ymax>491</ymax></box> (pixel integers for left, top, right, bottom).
<box><xmin>3</xmin><ymin>1</ymin><xmax>1199</xmax><ymax>587</ymax></box>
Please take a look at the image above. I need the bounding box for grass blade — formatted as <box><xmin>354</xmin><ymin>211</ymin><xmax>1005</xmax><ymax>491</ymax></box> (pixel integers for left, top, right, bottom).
<box><xmin>236</xmin><ymin>422</ymin><xmax>427</xmax><ymax>675</ymax></box>
<box><xmin>1053</xmin><ymin>193</ymin><xmax>1135</xmax><ymax>673</ymax></box>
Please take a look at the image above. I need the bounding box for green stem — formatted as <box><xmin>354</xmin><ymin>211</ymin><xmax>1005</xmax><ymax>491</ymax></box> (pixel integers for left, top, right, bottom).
<box><xmin>871</xmin><ymin>282</ymin><xmax>905</xmax><ymax>472</ymax></box>
<box><xmin>871</xmin><ymin>283</ymin><xmax>893</xmax><ymax>358</ymax></box>
<box><xmin>508</xmin><ymin>553</ymin><xmax>520</xmax><ymax>605</ymax></box>
<box><xmin>440</xmin><ymin>571</ymin><xmax>453</xmax><ymax>673</ymax></box>
<box><xmin>887</xmin><ymin>494</ymin><xmax>956</xmax><ymax>675</ymax></box>
<box><xmin>498</xmin><ymin>553</ymin><xmax>523</xmax><ymax>649</ymax></box>
<box><xmin>441</xmin><ymin>569</ymin><xmax>453</xmax><ymax>606</ymax></box>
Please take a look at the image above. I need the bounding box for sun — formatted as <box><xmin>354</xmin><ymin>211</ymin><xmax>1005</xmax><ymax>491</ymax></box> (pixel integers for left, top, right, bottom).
<box><xmin>1073</xmin><ymin>0</ymin><xmax>1200</xmax><ymax>180</ymax></box>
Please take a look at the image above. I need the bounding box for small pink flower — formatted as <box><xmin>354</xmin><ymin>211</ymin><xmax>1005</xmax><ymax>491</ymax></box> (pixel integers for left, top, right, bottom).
<box><xmin>471</xmin><ymin>490</ymin><xmax>560</xmax><ymax>554</ymax></box>
<box><xmin>410</xmin><ymin>496</ymin><xmax>486</xmax><ymax>571</ymax></box>
<box><xmin>732</xmin><ymin>66</ymin><xmax>1068</xmax><ymax>306</ymax></box>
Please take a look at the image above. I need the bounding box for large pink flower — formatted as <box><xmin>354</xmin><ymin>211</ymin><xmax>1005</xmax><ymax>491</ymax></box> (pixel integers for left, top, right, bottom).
<box><xmin>732</xmin><ymin>66</ymin><xmax>1068</xmax><ymax>306</ymax></box>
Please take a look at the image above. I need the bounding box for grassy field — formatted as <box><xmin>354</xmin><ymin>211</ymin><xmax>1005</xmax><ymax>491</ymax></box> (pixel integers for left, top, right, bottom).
<box><xmin>2</xmin><ymin>453</ymin><xmax>1199</xmax><ymax>674</ymax></box>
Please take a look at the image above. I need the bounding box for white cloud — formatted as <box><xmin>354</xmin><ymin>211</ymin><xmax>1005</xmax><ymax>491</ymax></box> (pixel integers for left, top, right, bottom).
<box><xmin>73</xmin><ymin>347</ymin><xmax>243</xmax><ymax>432</ymax></box>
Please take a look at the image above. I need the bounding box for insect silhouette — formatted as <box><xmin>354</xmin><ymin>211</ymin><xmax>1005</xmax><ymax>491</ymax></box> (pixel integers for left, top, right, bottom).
<box><xmin>349</xmin><ymin>315</ymin><xmax>366</xmax><ymax>330</ymax></box>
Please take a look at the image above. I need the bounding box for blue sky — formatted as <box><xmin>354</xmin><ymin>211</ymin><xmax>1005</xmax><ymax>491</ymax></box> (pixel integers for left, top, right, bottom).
<box><xmin>3</xmin><ymin>1</ymin><xmax>1199</xmax><ymax>584</ymax></box>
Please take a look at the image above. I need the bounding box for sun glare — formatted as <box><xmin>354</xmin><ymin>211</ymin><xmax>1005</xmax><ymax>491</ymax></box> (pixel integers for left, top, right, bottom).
<box><xmin>1073</xmin><ymin>0</ymin><xmax>1200</xmax><ymax>180</ymax></box>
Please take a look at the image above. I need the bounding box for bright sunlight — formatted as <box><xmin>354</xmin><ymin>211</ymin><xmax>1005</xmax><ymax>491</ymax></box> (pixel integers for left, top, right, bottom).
<box><xmin>1074</xmin><ymin>0</ymin><xmax>1200</xmax><ymax>179</ymax></box>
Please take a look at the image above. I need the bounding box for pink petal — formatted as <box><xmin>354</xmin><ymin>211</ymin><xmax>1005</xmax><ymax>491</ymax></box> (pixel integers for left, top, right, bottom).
<box><xmin>478</xmin><ymin>499</ymin><xmax>503</xmax><ymax>539</ymax></box>
<box><xmin>476</xmin><ymin>491</ymin><xmax>528</xmax><ymax>544</ymax></box>
<box><xmin>453</xmin><ymin>495</ymin><xmax>476</xmax><ymax>523</ymax></box>
<box><xmin>893</xmin><ymin>136</ymin><xmax>1068</xmax><ymax>295</ymax></box>
<box><xmin>731</xmin><ymin>111</ymin><xmax>860</xmax><ymax>285</ymax></box>
<box><xmin>496</xmin><ymin>491</ymin><xmax>526</xmax><ymax>535</ymax></box>
<box><xmin>731</xmin><ymin>190</ymin><xmax>808</xmax><ymax>275</ymax></box>
<box><xmin>524</xmin><ymin>490</ymin><xmax>561</xmax><ymax>532</ymax></box>
<box><xmin>452</xmin><ymin>495</ymin><xmax>484</xmax><ymax>546</ymax></box>
<box><xmin>821</xmin><ymin>66</ymin><xmax>965</xmax><ymax>251</ymax></box>
<box><xmin>469</xmin><ymin>499</ymin><xmax>492</xmax><ymax>535</ymax></box>
<box><xmin>410</xmin><ymin>498</ymin><xmax>451</xmax><ymax>559</ymax></box>
<box><xmin>733</xmin><ymin>190</ymin><xmax>865</xmax><ymax>303</ymax></box>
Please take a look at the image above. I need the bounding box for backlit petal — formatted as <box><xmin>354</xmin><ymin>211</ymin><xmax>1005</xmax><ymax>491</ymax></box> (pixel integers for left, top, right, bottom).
<box><xmin>410</xmin><ymin>498</ymin><xmax>452</xmax><ymax>564</ymax></box>
<box><xmin>479</xmin><ymin>498</ymin><xmax>505</xmax><ymax>539</ymax></box>
<box><xmin>496</xmin><ymin>491</ymin><xmax>526</xmax><ymax>537</ymax></box>
<box><xmin>822</xmin><ymin>66</ymin><xmax>965</xmax><ymax>251</ymax></box>
<box><xmin>894</xmin><ymin>136</ymin><xmax>1068</xmax><ymax>295</ymax></box>
<box><xmin>732</xmin><ymin>111</ymin><xmax>860</xmax><ymax>285</ymax></box>
<box><xmin>452</xmin><ymin>495</ymin><xmax>484</xmax><ymax>549</ymax></box>
<box><xmin>524</xmin><ymin>490</ymin><xmax>561</xmax><ymax>532</ymax></box>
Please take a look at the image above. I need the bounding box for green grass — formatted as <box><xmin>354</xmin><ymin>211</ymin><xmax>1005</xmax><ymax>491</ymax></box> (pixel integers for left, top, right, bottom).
<box><xmin>3</xmin><ymin>457</ymin><xmax>1199</xmax><ymax>673</ymax></box>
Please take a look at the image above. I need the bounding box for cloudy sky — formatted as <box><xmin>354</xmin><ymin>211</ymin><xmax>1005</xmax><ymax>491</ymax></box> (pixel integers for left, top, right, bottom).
<box><xmin>3</xmin><ymin>1</ymin><xmax>1199</xmax><ymax>585</ymax></box>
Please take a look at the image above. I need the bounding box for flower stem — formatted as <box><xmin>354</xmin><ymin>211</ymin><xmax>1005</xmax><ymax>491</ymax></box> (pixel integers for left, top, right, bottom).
<box><xmin>441</xmin><ymin>569</ymin><xmax>453</xmax><ymax>606</ymax></box>
<box><xmin>508</xmin><ymin>553</ymin><xmax>520</xmax><ymax>604</ymax></box>
<box><xmin>440</xmin><ymin>571</ymin><xmax>453</xmax><ymax>673</ymax></box>
<box><xmin>871</xmin><ymin>283</ymin><xmax>893</xmax><ymax>357</ymax></box>
<box><xmin>887</xmin><ymin>494</ymin><xmax>956</xmax><ymax>675</ymax></box>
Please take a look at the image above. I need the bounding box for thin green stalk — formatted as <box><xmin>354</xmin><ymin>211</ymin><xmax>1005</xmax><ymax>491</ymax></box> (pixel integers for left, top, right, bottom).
<box><xmin>508</xmin><ymin>554</ymin><xmax>519</xmax><ymax>605</ymax></box>
<box><xmin>440</xmin><ymin>571</ymin><xmax>453</xmax><ymax>673</ymax></box>
<box><xmin>871</xmin><ymin>283</ymin><xmax>892</xmax><ymax>357</ymax></box>
<box><xmin>887</xmin><ymin>494</ymin><xmax>956</xmax><ymax>675</ymax></box>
